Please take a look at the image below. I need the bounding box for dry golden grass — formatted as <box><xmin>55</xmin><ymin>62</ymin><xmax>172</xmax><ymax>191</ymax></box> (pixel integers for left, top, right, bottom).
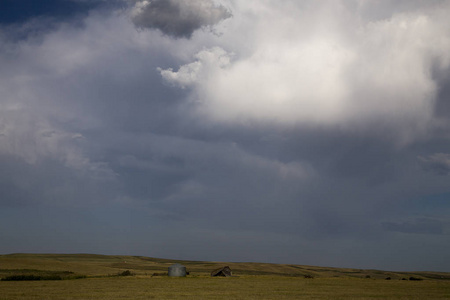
<box><xmin>1</xmin><ymin>254</ymin><xmax>450</xmax><ymax>299</ymax></box>
<box><xmin>2</xmin><ymin>253</ymin><xmax>449</xmax><ymax>279</ymax></box>
<box><xmin>1</xmin><ymin>276</ymin><xmax>450</xmax><ymax>299</ymax></box>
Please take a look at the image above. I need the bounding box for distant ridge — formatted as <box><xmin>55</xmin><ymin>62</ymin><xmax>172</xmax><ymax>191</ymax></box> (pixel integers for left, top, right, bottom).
<box><xmin>1</xmin><ymin>253</ymin><xmax>449</xmax><ymax>280</ymax></box>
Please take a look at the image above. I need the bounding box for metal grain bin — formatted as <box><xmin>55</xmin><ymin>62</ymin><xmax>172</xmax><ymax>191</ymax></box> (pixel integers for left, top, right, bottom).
<box><xmin>168</xmin><ymin>263</ymin><xmax>186</xmax><ymax>277</ymax></box>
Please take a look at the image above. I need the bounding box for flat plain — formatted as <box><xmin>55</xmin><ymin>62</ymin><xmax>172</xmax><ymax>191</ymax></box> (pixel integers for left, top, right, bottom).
<box><xmin>1</xmin><ymin>254</ymin><xmax>449</xmax><ymax>299</ymax></box>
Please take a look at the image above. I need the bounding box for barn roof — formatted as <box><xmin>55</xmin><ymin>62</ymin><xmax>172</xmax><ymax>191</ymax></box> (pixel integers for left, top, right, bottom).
<box><xmin>211</xmin><ymin>266</ymin><xmax>232</xmax><ymax>277</ymax></box>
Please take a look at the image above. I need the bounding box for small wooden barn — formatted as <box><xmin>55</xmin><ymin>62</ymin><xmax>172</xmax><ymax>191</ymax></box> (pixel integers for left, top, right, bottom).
<box><xmin>211</xmin><ymin>266</ymin><xmax>232</xmax><ymax>277</ymax></box>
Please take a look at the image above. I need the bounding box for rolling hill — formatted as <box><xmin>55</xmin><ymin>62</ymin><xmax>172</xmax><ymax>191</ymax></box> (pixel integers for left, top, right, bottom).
<box><xmin>1</xmin><ymin>253</ymin><xmax>449</xmax><ymax>280</ymax></box>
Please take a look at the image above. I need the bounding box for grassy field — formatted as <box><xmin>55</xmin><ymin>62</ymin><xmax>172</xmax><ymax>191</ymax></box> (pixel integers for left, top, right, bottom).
<box><xmin>1</xmin><ymin>253</ymin><xmax>450</xmax><ymax>299</ymax></box>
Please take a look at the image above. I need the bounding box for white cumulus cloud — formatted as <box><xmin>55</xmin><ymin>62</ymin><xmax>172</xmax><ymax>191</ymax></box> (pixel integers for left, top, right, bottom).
<box><xmin>159</xmin><ymin>0</ymin><xmax>450</xmax><ymax>142</ymax></box>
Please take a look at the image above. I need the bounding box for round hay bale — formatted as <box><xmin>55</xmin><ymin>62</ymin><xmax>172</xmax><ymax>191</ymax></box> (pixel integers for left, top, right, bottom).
<box><xmin>168</xmin><ymin>264</ymin><xmax>187</xmax><ymax>277</ymax></box>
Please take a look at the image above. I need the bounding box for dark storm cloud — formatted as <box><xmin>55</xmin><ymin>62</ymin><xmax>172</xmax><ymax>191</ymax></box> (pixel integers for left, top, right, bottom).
<box><xmin>0</xmin><ymin>154</ymin><xmax>119</xmax><ymax>208</ymax></box>
<box><xmin>129</xmin><ymin>0</ymin><xmax>231</xmax><ymax>38</ymax></box>
<box><xmin>383</xmin><ymin>218</ymin><xmax>444</xmax><ymax>235</ymax></box>
<box><xmin>434</xmin><ymin>74</ymin><xmax>450</xmax><ymax>121</ymax></box>
<box><xmin>419</xmin><ymin>153</ymin><xmax>450</xmax><ymax>175</ymax></box>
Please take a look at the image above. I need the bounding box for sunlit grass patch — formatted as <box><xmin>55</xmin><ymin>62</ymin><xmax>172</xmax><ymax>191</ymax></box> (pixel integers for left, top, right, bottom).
<box><xmin>1</xmin><ymin>276</ymin><xmax>450</xmax><ymax>299</ymax></box>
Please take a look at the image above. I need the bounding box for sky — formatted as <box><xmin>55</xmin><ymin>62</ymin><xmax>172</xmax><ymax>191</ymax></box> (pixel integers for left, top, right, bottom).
<box><xmin>1</xmin><ymin>0</ymin><xmax>450</xmax><ymax>272</ymax></box>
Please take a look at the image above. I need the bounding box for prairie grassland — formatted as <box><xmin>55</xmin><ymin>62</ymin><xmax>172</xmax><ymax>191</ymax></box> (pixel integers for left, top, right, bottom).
<box><xmin>1</xmin><ymin>254</ymin><xmax>450</xmax><ymax>299</ymax></box>
<box><xmin>1</xmin><ymin>276</ymin><xmax>450</xmax><ymax>299</ymax></box>
<box><xmin>2</xmin><ymin>253</ymin><xmax>449</xmax><ymax>280</ymax></box>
